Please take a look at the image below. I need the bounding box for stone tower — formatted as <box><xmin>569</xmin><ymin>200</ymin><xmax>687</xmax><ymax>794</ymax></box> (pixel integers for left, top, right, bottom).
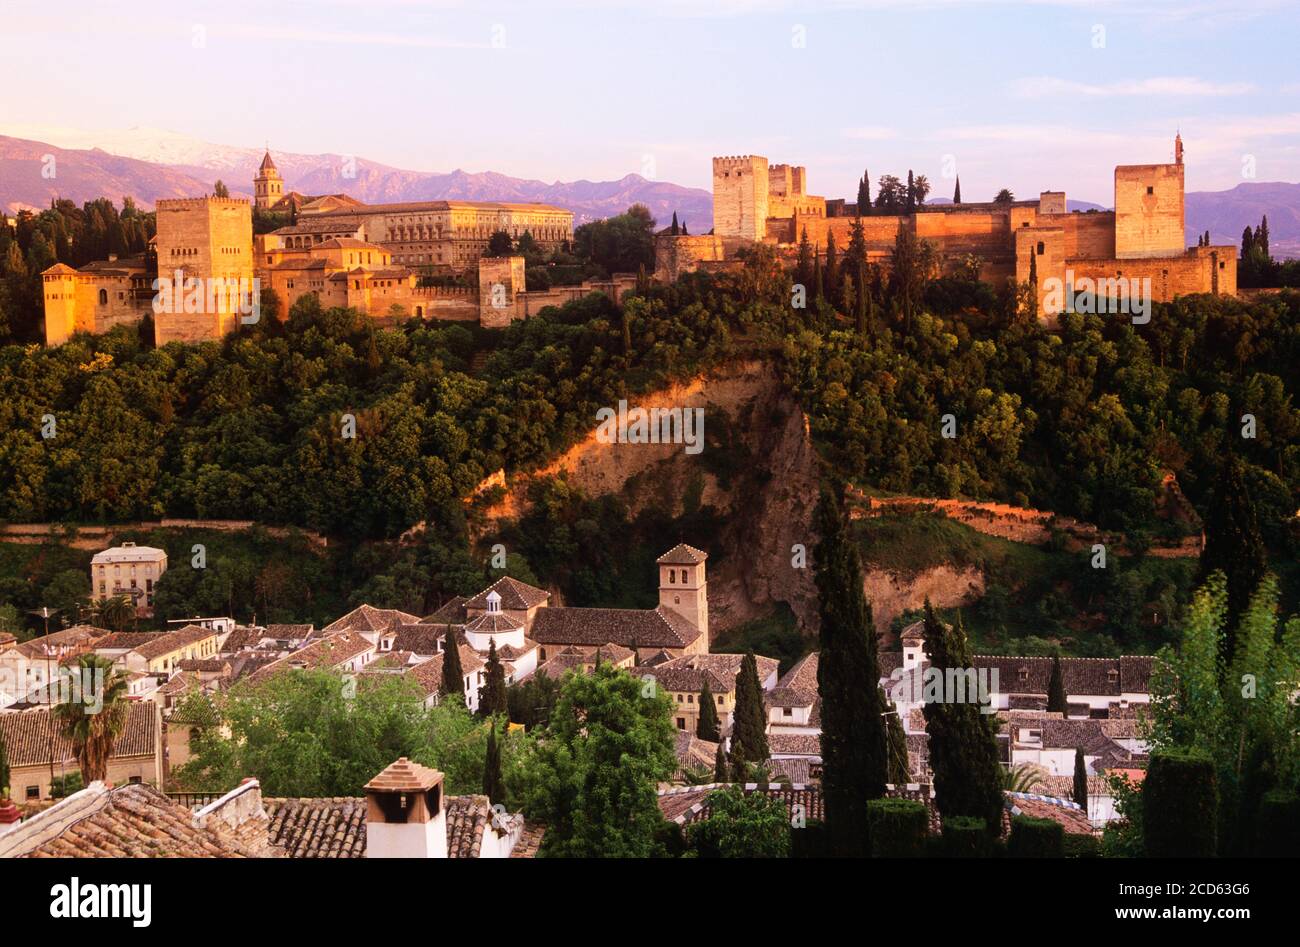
<box><xmin>657</xmin><ymin>543</ymin><xmax>709</xmax><ymax>643</ymax></box>
<box><xmin>153</xmin><ymin>197</ymin><xmax>254</xmax><ymax>344</ymax></box>
<box><xmin>254</xmin><ymin>150</ymin><xmax>283</xmax><ymax>211</ymax></box>
<box><xmin>712</xmin><ymin>155</ymin><xmax>769</xmax><ymax>241</ymax></box>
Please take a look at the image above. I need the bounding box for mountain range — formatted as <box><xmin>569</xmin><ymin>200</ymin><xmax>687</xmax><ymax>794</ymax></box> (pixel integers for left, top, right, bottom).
<box><xmin>1</xmin><ymin>126</ymin><xmax>1296</xmax><ymax>257</ymax></box>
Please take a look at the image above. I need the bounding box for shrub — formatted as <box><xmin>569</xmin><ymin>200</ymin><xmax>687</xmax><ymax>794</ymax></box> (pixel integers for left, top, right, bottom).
<box><xmin>1007</xmin><ymin>815</ymin><xmax>1064</xmax><ymax>857</ymax></box>
<box><xmin>940</xmin><ymin>815</ymin><xmax>992</xmax><ymax>857</ymax></box>
<box><xmin>1063</xmin><ymin>833</ymin><xmax>1101</xmax><ymax>858</ymax></box>
<box><xmin>867</xmin><ymin>798</ymin><xmax>928</xmax><ymax>857</ymax></box>
<box><xmin>1255</xmin><ymin>790</ymin><xmax>1300</xmax><ymax>858</ymax></box>
<box><xmin>1143</xmin><ymin>747</ymin><xmax>1217</xmax><ymax>857</ymax></box>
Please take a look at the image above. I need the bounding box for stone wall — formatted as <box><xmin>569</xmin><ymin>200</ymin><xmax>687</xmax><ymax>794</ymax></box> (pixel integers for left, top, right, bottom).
<box><xmin>712</xmin><ymin>155</ymin><xmax>769</xmax><ymax>241</ymax></box>
<box><xmin>1115</xmin><ymin>163</ymin><xmax>1185</xmax><ymax>259</ymax></box>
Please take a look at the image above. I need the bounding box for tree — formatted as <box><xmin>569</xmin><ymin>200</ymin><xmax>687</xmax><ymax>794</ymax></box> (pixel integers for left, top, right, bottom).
<box><xmin>856</xmin><ymin>170</ymin><xmax>871</xmax><ymax>215</ymax></box>
<box><xmin>54</xmin><ymin>654</ymin><xmax>129</xmax><ymax>784</ymax></box>
<box><xmin>486</xmin><ymin>230</ymin><xmax>513</xmax><ymax>256</ymax></box>
<box><xmin>0</xmin><ymin>731</ymin><xmax>10</xmax><ymax>800</ymax></box>
<box><xmin>96</xmin><ymin>594</ymin><xmax>135</xmax><ymax>632</ymax></box>
<box><xmin>730</xmin><ymin>651</ymin><xmax>768</xmax><ymax>765</ymax></box>
<box><xmin>994</xmin><ymin>188</ymin><xmax>1015</xmax><ymax>204</ymax></box>
<box><xmin>813</xmin><ymin>485</ymin><xmax>888</xmax><ymax>855</ymax></box>
<box><xmin>913</xmin><ymin>174</ymin><xmax>931</xmax><ymax>206</ymax></box>
<box><xmin>1073</xmin><ymin>746</ymin><xmax>1089</xmax><ymax>809</ymax></box>
<box><xmin>519</xmin><ymin>663</ymin><xmax>676</xmax><ymax>857</ymax></box>
<box><xmin>478</xmin><ymin>639</ymin><xmax>508</xmax><ymax>717</ymax></box>
<box><xmin>882</xmin><ymin>687</ymin><xmax>909</xmax><ymax>784</ymax></box>
<box><xmin>794</xmin><ymin>227</ymin><xmax>813</xmax><ymax>289</ymax></box>
<box><xmin>670</xmin><ymin>212</ymin><xmax>680</xmax><ymax>236</ymax></box>
<box><xmin>482</xmin><ymin>720</ymin><xmax>504</xmax><ymax>804</ymax></box>
<box><xmin>697</xmin><ymin>678</ymin><xmax>720</xmax><ymax>742</ymax></box>
<box><xmin>1046</xmin><ymin>653</ymin><xmax>1067</xmax><ymax>713</ymax></box>
<box><xmin>823</xmin><ymin>230</ymin><xmax>838</xmax><ymax>301</ymax></box>
<box><xmin>685</xmin><ymin>787</ymin><xmax>791</xmax><ymax>857</ymax></box>
<box><xmin>906</xmin><ymin>170</ymin><xmax>916</xmax><ymax>213</ymax></box>
<box><xmin>439</xmin><ymin>627</ymin><xmax>465</xmax><ymax>708</ymax></box>
<box><xmin>213</xmin><ymin>180</ymin><xmax>229</xmax><ymax>198</ymax></box>
<box><xmin>1198</xmin><ymin>454</ymin><xmax>1267</xmax><ymax>659</ymax></box>
<box><xmin>953</xmin><ymin>176</ymin><xmax>962</xmax><ymax>204</ymax></box>
<box><xmin>922</xmin><ymin>603</ymin><xmax>1004</xmax><ymax>834</ymax></box>
<box><xmin>713</xmin><ymin>739</ymin><xmax>729</xmax><ymax>782</ymax></box>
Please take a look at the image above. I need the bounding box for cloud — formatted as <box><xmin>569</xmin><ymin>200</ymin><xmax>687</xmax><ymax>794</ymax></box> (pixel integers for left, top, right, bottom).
<box><xmin>1010</xmin><ymin>76</ymin><xmax>1256</xmax><ymax>98</ymax></box>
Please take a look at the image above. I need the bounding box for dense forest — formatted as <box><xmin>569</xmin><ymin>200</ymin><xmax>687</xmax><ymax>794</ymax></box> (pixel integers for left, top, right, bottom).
<box><xmin>0</xmin><ymin>202</ymin><xmax>1297</xmax><ymax>652</ymax></box>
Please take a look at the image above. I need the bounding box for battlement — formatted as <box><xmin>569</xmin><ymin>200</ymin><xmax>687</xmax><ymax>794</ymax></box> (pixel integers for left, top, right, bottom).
<box><xmin>156</xmin><ymin>196</ymin><xmax>252</xmax><ymax>210</ymax></box>
<box><xmin>713</xmin><ymin>155</ymin><xmax>768</xmax><ymax>173</ymax></box>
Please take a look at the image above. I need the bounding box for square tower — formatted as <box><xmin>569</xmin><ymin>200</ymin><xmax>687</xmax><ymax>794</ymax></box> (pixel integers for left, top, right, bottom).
<box><xmin>712</xmin><ymin>155</ymin><xmax>769</xmax><ymax>241</ymax></box>
<box><xmin>153</xmin><ymin>197</ymin><xmax>254</xmax><ymax>344</ymax></box>
<box><xmin>478</xmin><ymin>256</ymin><xmax>526</xmax><ymax>327</ymax></box>
<box><xmin>364</xmin><ymin>758</ymin><xmax>448</xmax><ymax>858</ymax></box>
<box><xmin>1114</xmin><ymin>163</ymin><xmax>1185</xmax><ymax>259</ymax></box>
<box><xmin>657</xmin><ymin>543</ymin><xmax>709</xmax><ymax>643</ymax></box>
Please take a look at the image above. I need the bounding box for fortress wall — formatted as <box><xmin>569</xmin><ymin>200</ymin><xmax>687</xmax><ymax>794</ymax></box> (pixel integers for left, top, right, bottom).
<box><xmin>655</xmin><ymin>234</ymin><xmax>725</xmax><ymax>282</ymax></box>
<box><xmin>1059</xmin><ymin>213</ymin><xmax>1116</xmax><ymax>259</ymax></box>
<box><xmin>1068</xmin><ymin>246</ymin><xmax>1237</xmax><ymax>302</ymax></box>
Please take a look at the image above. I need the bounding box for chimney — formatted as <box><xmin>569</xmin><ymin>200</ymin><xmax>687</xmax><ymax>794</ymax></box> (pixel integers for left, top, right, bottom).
<box><xmin>363</xmin><ymin>757</ymin><xmax>447</xmax><ymax>858</ymax></box>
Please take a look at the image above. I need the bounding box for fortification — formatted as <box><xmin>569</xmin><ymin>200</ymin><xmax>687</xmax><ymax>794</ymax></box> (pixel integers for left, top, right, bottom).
<box><xmin>478</xmin><ymin>256</ymin><xmax>527</xmax><ymax>327</ymax></box>
<box><xmin>712</xmin><ymin>156</ymin><xmax>770</xmax><ymax>241</ymax></box>
<box><xmin>153</xmin><ymin>196</ymin><xmax>254</xmax><ymax>344</ymax></box>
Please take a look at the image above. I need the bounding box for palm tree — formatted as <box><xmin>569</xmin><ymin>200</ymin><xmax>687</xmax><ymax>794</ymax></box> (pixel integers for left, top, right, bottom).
<box><xmin>54</xmin><ymin>654</ymin><xmax>129</xmax><ymax>784</ymax></box>
<box><xmin>993</xmin><ymin>188</ymin><xmax>1015</xmax><ymax>205</ymax></box>
<box><xmin>94</xmin><ymin>595</ymin><xmax>134</xmax><ymax>632</ymax></box>
<box><xmin>1002</xmin><ymin>762</ymin><xmax>1046</xmax><ymax>794</ymax></box>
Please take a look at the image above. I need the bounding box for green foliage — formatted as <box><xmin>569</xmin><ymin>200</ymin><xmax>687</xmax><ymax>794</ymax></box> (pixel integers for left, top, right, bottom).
<box><xmin>696</xmin><ymin>678</ymin><xmax>720</xmax><ymax>742</ymax></box>
<box><xmin>1254</xmin><ymin>790</ymin><xmax>1300</xmax><ymax>857</ymax></box>
<box><xmin>0</xmin><ymin>732</ymin><xmax>9</xmax><ymax>799</ymax></box>
<box><xmin>1063</xmin><ymin>833</ymin><xmax>1101</xmax><ymax>858</ymax></box>
<box><xmin>173</xmin><ymin>669</ymin><xmax>511</xmax><ymax>797</ymax></box>
<box><xmin>813</xmin><ymin>486</ymin><xmax>888</xmax><ymax>855</ymax></box>
<box><xmin>1073</xmin><ymin>747</ymin><xmax>1088</xmax><ymax>809</ymax></box>
<box><xmin>572</xmin><ymin>205</ymin><xmax>656</xmax><ymax>276</ymax></box>
<box><xmin>711</xmin><ymin>605</ymin><xmax>809</xmax><ymax>674</ymax></box>
<box><xmin>1147</xmin><ymin>572</ymin><xmax>1300</xmax><ymax>852</ymax></box>
<box><xmin>1100</xmin><ymin>771</ymin><xmax>1145</xmax><ymax>857</ymax></box>
<box><xmin>1047</xmin><ymin>654</ymin><xmax>1067</xmax><ymax>713</ymax></box>
<box><xmin>1006</xmin><ymin>815</ymin><xmax>1065</xmax><ymax>857</ymax></box>
<box><xmin>1198</xmin><ymin>454</ymin><xmax>1268</xmax><ymax>658</ymax></box>
<box><xmin>477</xmin><ymin>639</ymin><xmax>508</xmax><ymax>718</ymax></box>
<box><xmin>866</xmin><ymin>798</ymin><xmax>928</xmax><ymax>857</ymax></box>
<box><xmin>685</xmin><ymin>787</ymin><xmax>792</xmax><ymax>858</ymax></box>
<box><xmin>922</xmin><ymin>603</ymin><xmax>1004</xmax><ymax>834</ymax></box>
<box><xmin>1143</xmin><ymin>747</ymin><xmax>1218</xmax><ymax>857</ymax></box>
<box><xmin>49</xmin><ymin>771</ymin><xmax>85</xmax><ymax>798</ymax></box>
<box><xmin>482</xmin><ymin>721</ymin><xmax>504</xmax><ymax>804</ymax></box>
<box><xmin>939</xmin><ymin>816</ymin><xmax>991</xmax><ymax>857</ymax></box>
<box><xmin>517</xmin><ymin>663</ymin><xmax>676</xmax><ymax>857</ymax></box>
<box><xmin>729</xmin><ymin>651</ymin><xmax>768</xmax><ymax>765</ymax></box>
<box><xmin>883</xmin><ymin>687</ymin><xmax>910</xmax><ymax>785</ymax></box>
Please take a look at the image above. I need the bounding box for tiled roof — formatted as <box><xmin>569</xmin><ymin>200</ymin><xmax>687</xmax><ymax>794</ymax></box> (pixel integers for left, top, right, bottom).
<box><xmin>177</xmin><ymin>659</ymin><xmax>230</xmax><ymax>673</ymax></box>
<box><xmin>423</xmin><ymin>597</ymin><xmax>468</xmax><ymax>625</ymax></box>
<box><xmin>10</xmin><ymin>625</ymin><xmax>110</xmax><ymax>660</ymax></box>
<box><xmin>403</xmin><ymin>645</ymin><xmax>484</xmax><ymax>697</ymax></box>
<box><xmin>248</xmin><ymin>631</ymin><xmax>374</xmax><ymax>683</ymax></box>
<box><xmin>262</xmin><ymin>794</ymin><xmax>525</xmax><ymax>858</ymax></box>
<box><xmin>1004</xmin><ymin>791</ymin><xmax>1096</xmax><ymax>835</ymax></box>
<box><xmin>323</xmin><ymin>604</ymin><xmax>422</xmax><ymax>635</ymax></box>
<box><xmin>392</xmin><ymin>624</ymin><xmax>449</xmax><ymax>655</ymax></box>
<box><xmin>656</xmin><ymin>543</ymin><xmax>708</xmax><ymax>565</ymax></box>
<box><xmin>658</xmin><ymin>783</ymin><xmax>824</xmax><ymax>825</ymax></box>
<box><xmin>768</xmin><ymin>652</ymin><xmax>819</xmax><ymax>707</ymax></box>
<box><xmin>365</xmin><ymin>757</ymin><xmax>442</xmax><ymax>793</ymax></box>
<box><xmin>973</xmin><ymin>655</ymin><xmax>1153</xmax><ymax>697</ymax></box>
<box><xmin>673</xmin><ymin>730</ymin><xmax>719</xmax><ymax>773</ymax></box>
<box><xmin>768</xmin><ymin>732</ymin><xmax>821</xmax><ymax>757</ymax></box>
<box><xmin>640</xmin><ymin>652</ymin><xmax>778</xmax><ymax>694</ymax></box>
<box><xmin>127</xmin><ymin>625</ymin><xmax>218</xmax><ymax>661</ymax></box>
<box><xmin>530</xmin><ymin>605</ymin><xmax>702</xmax><ymax>650</ymax></box>
<box><xmin>900</xmin><ymin>620</ymin><xmax>926</xmax><ymax>641</ymax></box>
<box><xmin>265</xmin><ymin>797</ymin><xmax>366</xmax><ymax>858</ymax></box>
<box><xmin>0</xmin><ymin>782</ymin><xmax>278</xmax><ymax>858</ymax></box>
<box><xmin>464</xmin><ymin>577</ymin><xmax>549</xmax><ymax>612</ymax></box>
<box><xmin>0</xmin><ymin>702</ymin><xmax>157</xmax><ymax>768</ymax></box>
<box><xmin>464</xmin><ymin>613</ymin><xmax>524</xmax><ymax>634</ymax></box>
<box><xmin>265</xmin><ymin>624</ymin><xmax>313</xmax><ymax>640</ymax></box>
<box><xmin>93</xmin><ymin>632</ymin><xmax>165</xmax><ymax>651</ymax></box>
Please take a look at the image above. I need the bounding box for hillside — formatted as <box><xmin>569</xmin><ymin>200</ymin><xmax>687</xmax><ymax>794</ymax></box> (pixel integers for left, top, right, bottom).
<box><xmin>1186</xmin><ymin>181</ymin><xmax>1300</xmax><ymax>259</ymax></box>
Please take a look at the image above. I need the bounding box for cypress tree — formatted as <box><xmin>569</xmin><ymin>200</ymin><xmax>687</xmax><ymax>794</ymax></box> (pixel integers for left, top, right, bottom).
<box><xmin>882</xmin><ymin>687</ymin><xmax>910</xmax><ymax>785</ymax></box>
<box><xmin>906</xmin><ymin>170</ymin><xmax>916</xmax><ymax>213</ymax></box>
<box><xmin>730</xmin><ymin>651</ymin><xmax>768</xmax><ymax>765</ymax></box>
<box><xmin>0</xmin><ymin>732</ymin><xmax>10</xmax><ymax>800</ymax></box>
<box><xmin>439</xmin><ymin>625</ymin><xmax>465</xmax><ymax>708</ymax></box>
<box><xmin>1073</xmin><ymin>746</ymin><xmax>1088</xmax><ymax>809</ymax></box>
<box><xmin>922</xmin><ymin>603</ymin><xmax>1004</xmax><ymax>835</ymax></box>
<box><xmin>823</xmin><ymin>230</ymin><xmax>839</xmax><ymax>301</ymax></box>
<box><xmin>1046</xmin><ymin>653</ymin><xmax>1067</xmax><ymax>714</ymax></box>
<box><xmin>953</xmin><ymin>175</ymin><xmax>961</xmax><ymax>204</ymax></box>
<box><xmin>1241</xmin><ymin>225</ymin><xmax>1254</xmax><ymax>257</ymax></box>
<box><xmin>714</xmin><ymin>739</ymin><xmax>729</xmax><ymax>783</ymax></box>
<box><xmin>795</xmin><ymin>226</ymin><xmax>813</xmax><ymax>289</ymax></box>
<box><xmin>697</xmin><ymin>678</ymin><xmax>721</xmax><ymax>742</ymax></box>
<box><xmin>1259</xmin><ymin>215</ymin><xmax>1270</xmax><ymax>257</ymax></box>
<box><xmin>856</xmin><ymin>170</ymin><xmax>871</xmax><ymax>215</ymax></box>
<box><xmin>811</xmin><ymin>252</ymin><xmax>823</xmax><ymax>300</ymax></box>
<box><xmin>483</xmin><ymin>721</ymin><xmax>504</xmax><ymax>803</ymax></box>
<box><xmin>1198</xmin><ymin>453</ymin><xmax>1267</xmax><ymax>659</ymax></box>
<box><xmin>478</xmin><ymin>639</ymin><xmax>509</xmax><ymax>718</ymax></box>
<box><xmin>813</xmin><ymin>485</ymin><xmax>888</xmax><ymax>855</ymax></box>
<box><xmin>670</xmin><ymin>211</ymin><xmax>679</xmax><ymax>236</ymax></box>
<box><xmin>681</xmin><ymin>220</ymin><xmax>688</xmax><ymax>235</ymax></box>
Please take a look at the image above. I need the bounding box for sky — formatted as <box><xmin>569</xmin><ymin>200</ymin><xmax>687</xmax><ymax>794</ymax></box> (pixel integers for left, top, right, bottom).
<box><xmin>5</xmin><ymin>0</ymin><xmax>1300</xmax><ymax>204</ymax></box>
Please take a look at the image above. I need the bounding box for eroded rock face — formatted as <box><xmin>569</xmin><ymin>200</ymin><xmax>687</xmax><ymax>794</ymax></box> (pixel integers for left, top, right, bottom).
<box><xmin>861</xmin><ymin>565</ymin><xmax>986</xmax><ymax>635</ymax></box>
<box><xmin>473</xmin><ymin>359</ymin><xmax>824</xmax><ymax>636</ymax></box>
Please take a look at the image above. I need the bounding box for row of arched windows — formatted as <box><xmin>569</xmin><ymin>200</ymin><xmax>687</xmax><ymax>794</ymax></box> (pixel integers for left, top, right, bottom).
<box><xmin>666</xmin><ymin>568</ymin><xmax>692</xmax><ymax>585</ymax></box>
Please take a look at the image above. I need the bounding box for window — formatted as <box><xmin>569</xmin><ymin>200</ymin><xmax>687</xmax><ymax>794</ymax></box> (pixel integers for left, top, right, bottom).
<box><xmin>1147</xmin><ymin>186</ymin><xmax>1154</xmax><ymax>194</ymax></box>
<box><xmin>1036</xmin><ymin>241</ymin><xmax>1045</xmax><ymax>255</ymax></box>
<box><xmin>98</xmin><ymin>289</ymin><xmax>108</xmax><ymax>305</ymax></box>
<box><xmin>129</xmin><ymin>776</ymin><xmax>142</xmax><ymax>784</ymax></box>
<box><xmin>677</xmin><ymin>718</ymin><xmax>686</xmax><ymax>730</ymax></box>
<box><xmin>687</xmin><ymin>694</ymin><xmax>694</xmax><ymax>704</ymax></box>
<box><xmin>783</xmin><ymin>707</ymin><xmax>793</xmax><ymax>717</ymax></box>
<box><xmin>669</xmin><ymin>570</ymin><xmax>675</xmax><ymax>584</ymax></box>
<box><xmin>717</xmin><ymin>696</ymin><xmax>723</xmax><ymax>705</ymax></box>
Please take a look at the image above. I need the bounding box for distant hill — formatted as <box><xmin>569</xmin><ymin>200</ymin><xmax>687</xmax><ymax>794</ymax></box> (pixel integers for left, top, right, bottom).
<box><xmin>0</xmin><ymin>128</ymin><xmax>713</xmax><ymax>229</ymax></box>
<box><xmin>1186</xmin><ymin>182</ymin><xmax>1300</xmax><ymax>259</ymax></box>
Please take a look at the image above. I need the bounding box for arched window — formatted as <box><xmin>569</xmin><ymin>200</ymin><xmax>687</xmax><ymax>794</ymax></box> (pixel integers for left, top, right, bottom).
<box><xmin>669</xmin><ymin>570</ymin><xmax>675</xmax><ymax>584</ymax></box>
<box><xmin>1036</xmin><ymin>241</ymin><xmax>1045</xmax><ymax>255</ymax></box>
<box><xmin>98</xmin><ymin>288</ymin><xmax>108</xmax><ymax>305</ymax></box>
